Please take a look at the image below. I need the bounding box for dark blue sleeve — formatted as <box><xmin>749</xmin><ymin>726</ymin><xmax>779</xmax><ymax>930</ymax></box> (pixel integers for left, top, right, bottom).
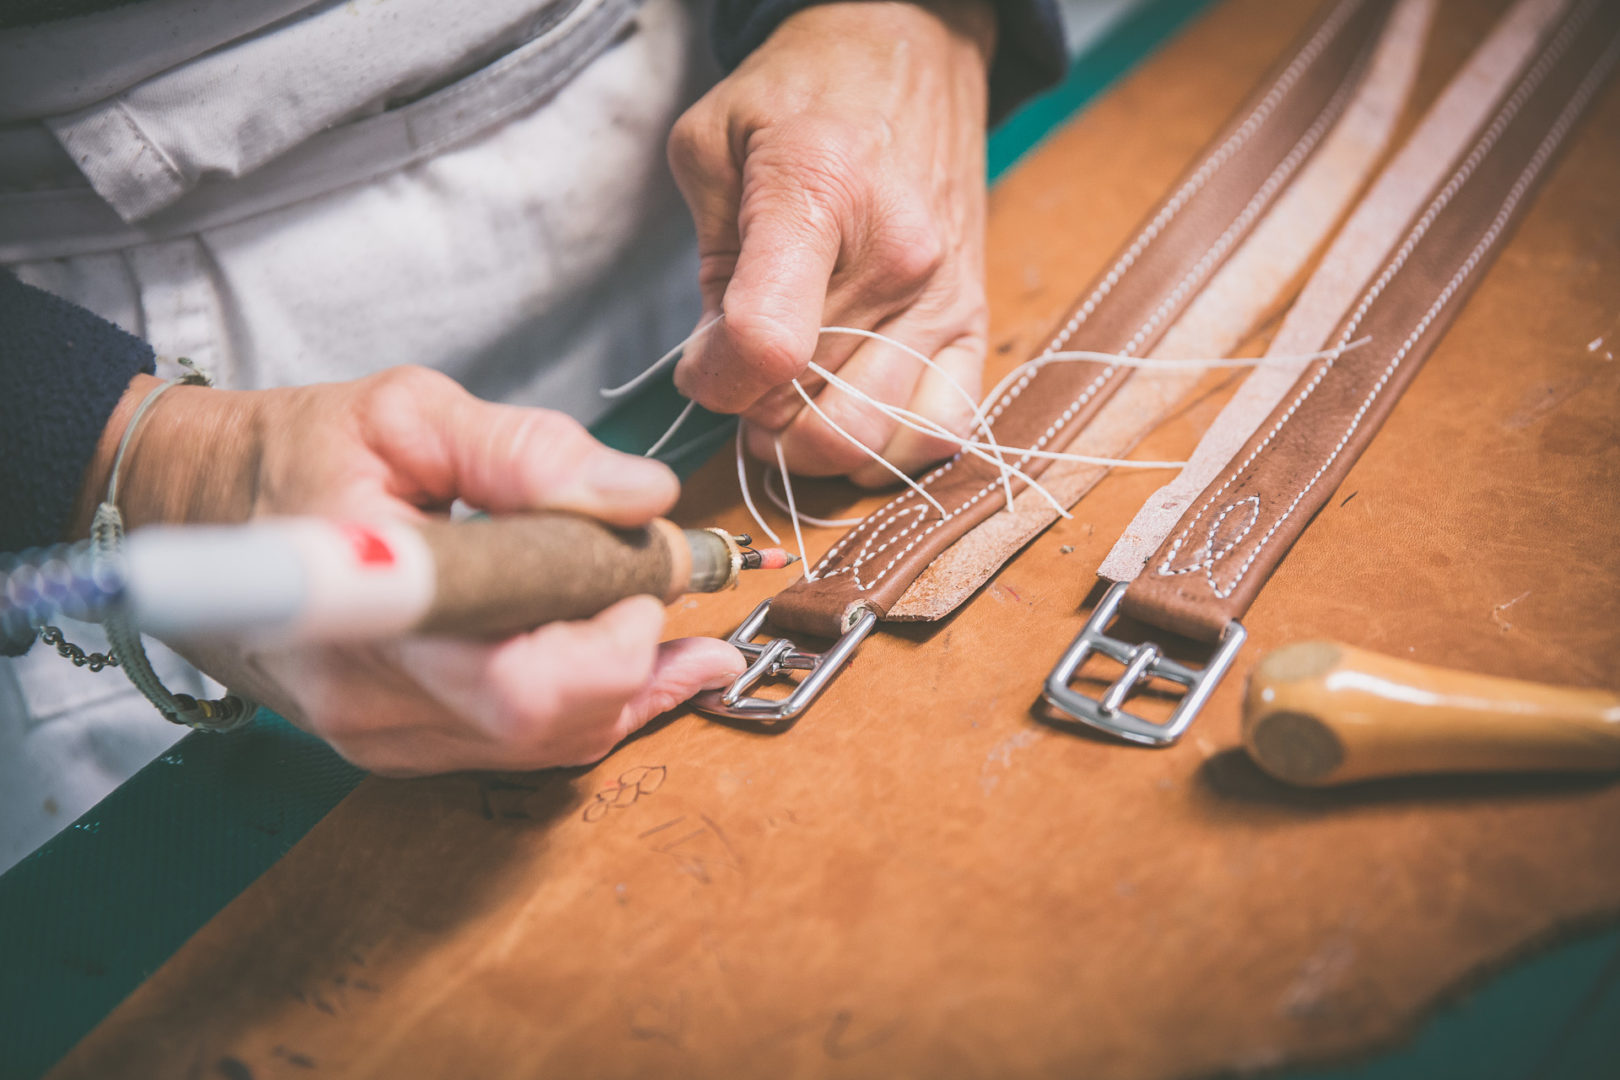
<box><xmin>0</xmin><ymin>272</ymin><xmax>154</xmax><ymax>554</ymax></box>
<box><xmin>710</xmin><ymin>0</ymin><xmax>1068</xmax><ymax>123</ymax></box>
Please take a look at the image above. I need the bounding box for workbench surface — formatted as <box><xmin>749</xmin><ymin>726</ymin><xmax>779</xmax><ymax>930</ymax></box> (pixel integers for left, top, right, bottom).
<box><xmin>5</xmin><ymin>0</ymin><xmax>1618</xmax><ymax>1076</ymax></box>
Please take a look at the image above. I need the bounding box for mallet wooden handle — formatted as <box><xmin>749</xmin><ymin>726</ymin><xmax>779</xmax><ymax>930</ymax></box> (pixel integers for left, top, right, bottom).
<box><xmin>1242</xmin><ymin>641</ymin><xmax>1620</xmax><ymax>786</ymax></box>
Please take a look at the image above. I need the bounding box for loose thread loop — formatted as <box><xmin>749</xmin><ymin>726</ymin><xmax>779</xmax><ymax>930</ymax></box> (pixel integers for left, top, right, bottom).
<box><xmin>642</xmin><ymin>399</ymin><xmax>696</xmax><ymax>458</ymax></box>
<box><xmin>601</xmin><ymin>313</ymin><xmax>725</xmax><ymax>399</ymax></box>
<box><xmin>981</xmin><ymin>335</ymin><xmax>1375</xmax><ymax>411</ymax></box>
<box><xmin>735</xmin><ymin>423</ymin><xmax>781</xmax><ymax>546</ymax></box>
<box><xmin>764</xmin><ymin>470</ymin><xmax>863</xmax><ymax>528</ymax></box>
<box><xmin>773</xmin><ymin>437</ymin><xmax>814</xmax><ymax>582</ymax></box>
<box><xmin>817</xmin><ymin>326</ymin><xmax>1017</xmax><ymax>512</ymax></box>
<box><xmin>789</xmin><ymin>380</ymin><xmax>950</xmax><ymax>520</ymax></box>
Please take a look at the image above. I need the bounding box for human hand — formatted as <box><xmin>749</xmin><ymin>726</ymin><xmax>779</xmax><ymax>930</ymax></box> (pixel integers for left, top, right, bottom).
<box><xmin>667</xmin><ymin>0</ymin><xmax>996</xmax><ymax>483</ymax></box>
<box><xmin>75</xmin><ymin>367</ymin><xmax>745</xmax><ymax>774</ymax></box>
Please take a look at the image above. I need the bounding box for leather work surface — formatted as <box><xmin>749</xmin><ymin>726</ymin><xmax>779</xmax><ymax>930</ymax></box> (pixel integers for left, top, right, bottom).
<box><xmin>52</xmin><ymin>0</ymin><xmax>1620</xmax><ymax>1077</ymax></box>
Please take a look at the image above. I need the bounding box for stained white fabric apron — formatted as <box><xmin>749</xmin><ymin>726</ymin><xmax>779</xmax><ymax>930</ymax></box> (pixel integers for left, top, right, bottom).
<box><xmin>0</xmin><ymin>0</ymin><xmax>715</xmax><ymax>871</ymax></box>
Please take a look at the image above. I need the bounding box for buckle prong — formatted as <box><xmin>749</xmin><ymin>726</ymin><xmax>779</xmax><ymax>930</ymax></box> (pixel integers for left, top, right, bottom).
<box><xmin>694</xmin><ymin>599</ymin><xmax>877</xmax><ymax>723</ymax></box>
<box><xmin>1043</xmin><ymin>582</ymin><xmax>1246</xmax><ymax>747</ymax></box>
<box><xmin>723</xmin><ymin>637</ymin><xmax>795</xmax><ymax>705</ymax></box>
<box><xmin>1099</xmin><ymin>642</ymin><xmax>1160</xmax><ymax>712</ymax></box>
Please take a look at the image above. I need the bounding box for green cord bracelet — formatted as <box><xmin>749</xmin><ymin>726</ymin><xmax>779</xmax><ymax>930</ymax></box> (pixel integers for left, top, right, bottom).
<box><xmin>70</xmin><ymin>359</ymin><xmax>260</xmax><ymax>733</ymax></box>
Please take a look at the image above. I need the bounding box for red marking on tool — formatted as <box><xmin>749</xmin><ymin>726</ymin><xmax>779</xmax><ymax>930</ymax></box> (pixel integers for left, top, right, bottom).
<box><xmin>340</xmin><ymin>524</ymin><xmax>396</xmax><ymax>567</ymax></box>
<box><xmin>753</xmin><ymin>548</ymin><xmax>799</xmax><ymax>571</ymax></box>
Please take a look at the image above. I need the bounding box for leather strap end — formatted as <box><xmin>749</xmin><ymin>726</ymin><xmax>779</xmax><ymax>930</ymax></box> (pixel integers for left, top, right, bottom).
<box><xmin>767</xmin><ymin>596</ymin><xmax>879</xmax><ymax>639</ymax></box>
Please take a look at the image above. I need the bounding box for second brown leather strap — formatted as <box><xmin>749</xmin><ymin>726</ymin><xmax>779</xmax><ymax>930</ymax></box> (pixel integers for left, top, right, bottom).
<box><xmin>1122</xmin><ymin>0</ymin><xmax>1620</xmax><ymax>642</ymax></box>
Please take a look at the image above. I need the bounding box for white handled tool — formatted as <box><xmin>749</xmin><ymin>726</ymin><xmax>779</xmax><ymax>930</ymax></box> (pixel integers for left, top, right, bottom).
<box><xmin>1</xmin><ymin>514</ymin><xmax>796</xmax><ymax>647</ymax></box>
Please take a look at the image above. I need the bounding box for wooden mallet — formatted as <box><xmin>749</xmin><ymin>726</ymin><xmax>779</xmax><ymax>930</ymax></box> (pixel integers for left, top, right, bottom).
<box><xmin>1242</xmin><ymin>641</ymin><xmax>1620</xmax><ymax>786</ymax></box>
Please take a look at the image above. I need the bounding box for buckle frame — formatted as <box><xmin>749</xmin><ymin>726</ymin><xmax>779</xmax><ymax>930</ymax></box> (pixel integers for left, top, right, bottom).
<box><xmin>692</xmin><ymin>599</ymin><xmax>877</xmax><ymax>723</ymax></box>
<box><xmin>1043</xmin><ymin>582</ymin><xmax>1246</xmax><ymax>747</ymax></box>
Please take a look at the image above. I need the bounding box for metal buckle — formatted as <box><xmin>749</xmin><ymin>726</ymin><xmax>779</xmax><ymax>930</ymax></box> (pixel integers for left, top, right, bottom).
<box><xmin>1043</xmin><ymin>582</ymin><xmax>1247</xmax><ymax>747</ymax></box>
<box><xmin>692</xmin><ymin>599</ymin><xmax>878</xmax><ymax>724</ymax></box>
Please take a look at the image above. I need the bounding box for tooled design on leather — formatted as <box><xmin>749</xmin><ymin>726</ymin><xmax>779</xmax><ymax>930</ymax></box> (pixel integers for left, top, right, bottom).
<box><xmin>808</xmin><ymin>0</ymin><xmax>1373</xmax><ymax>593</ymax></box>
<box><xmin>1155</xmin><ymin>3</ymin><xmax>1611</xmax><ymax>600</ymax></box>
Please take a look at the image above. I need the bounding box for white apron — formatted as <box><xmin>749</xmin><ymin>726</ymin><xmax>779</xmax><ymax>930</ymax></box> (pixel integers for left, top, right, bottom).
<box><xmin>0</xmin><ymin>0</ymin><xmax>715</xmax><ymax>871</ymax></box>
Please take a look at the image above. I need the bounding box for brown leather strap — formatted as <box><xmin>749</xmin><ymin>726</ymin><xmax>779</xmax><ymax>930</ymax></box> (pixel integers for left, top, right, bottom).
<box><xmin>1122</xmin><ymin>0</ymin><xmax>1620</xmax><ymax>643</ymax></box>
<box><xmin>890</xmin><ymin>0</ymin><xmax>1434</xmax><ymax>623</ymax></box>
<box><xmin>768</xmin><ymin>0</ymin><xmax>1399</xmax><ymax>638</ymax></box>
<box><xmin>1098</xmin><ymin>0</ymin><xmax>1571</xmax><ymax>585</ymax></box>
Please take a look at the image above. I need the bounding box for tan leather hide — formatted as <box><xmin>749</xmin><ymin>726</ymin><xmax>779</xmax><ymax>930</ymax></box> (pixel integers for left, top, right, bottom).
<box><xmin>52</xmin><ymin>0</ymin><xmax>1620</xmax><ymax>1077</ymax></box>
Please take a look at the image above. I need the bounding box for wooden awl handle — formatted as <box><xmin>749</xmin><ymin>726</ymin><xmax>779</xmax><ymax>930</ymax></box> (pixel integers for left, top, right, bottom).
<box><xmin>416</xmin><ymin>514</ymin><xmax>695</xmax><ymax>637</ymax></box>
<box><xmin>1242</xmin><ymin>641</ymin><xmax>1620</xmax><ymax>786</ymax></box>
<box><xmin>120</xmin><ymin>514</ymin><xmax>772</xmax><ymax>646</ymax></box>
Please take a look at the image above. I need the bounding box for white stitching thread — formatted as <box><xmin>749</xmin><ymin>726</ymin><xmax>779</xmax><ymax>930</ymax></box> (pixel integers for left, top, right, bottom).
<box><xmin>1116</xmin><ymin>58</ymin><xmax>1363</xmax><ymax>357</ymax></box>
<box><xmin>1158</xmin><ymin>4</ymin><xmax>1614</xmax><ymax>600</ymax></box>
<box><xmin>1157</xmin><ymin>495</ymin><xmax>1261</xmax><ymax>577</ymax></box>
<box><xmin>809</xmin><ymin>0</ymin><xmax>1370</xmax><ymax>590</ymax></box>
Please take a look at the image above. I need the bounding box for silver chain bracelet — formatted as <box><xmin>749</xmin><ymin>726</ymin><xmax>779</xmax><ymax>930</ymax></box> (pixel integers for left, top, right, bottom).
<box><xmin>37</xmin><ymin>624</ymin><xmax>120</xmax><ymax>672</ymax></box>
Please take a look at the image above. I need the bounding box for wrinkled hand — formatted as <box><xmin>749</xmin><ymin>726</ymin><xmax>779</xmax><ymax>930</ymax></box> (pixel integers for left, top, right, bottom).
<box><xmin>668</xmin><ymin>0</ymin><xmax>995</xmax><ymax>483</ymax></box>
<box><xmin>79</xmin><ymin>368</ymin><xmax>745</xmax><ymax>775</ymax></box>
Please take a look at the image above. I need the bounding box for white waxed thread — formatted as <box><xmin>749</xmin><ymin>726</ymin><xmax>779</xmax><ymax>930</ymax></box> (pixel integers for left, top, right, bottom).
<box><xmin>617</xmin><ymin>320</ymin><xmax>1366</xmax><ymax>545</ymax></box>
<box><xmin>647</xmin><ymin>421</ymin><xmax>732</xmax><ymax>464</ymax></box>
<box><xmin>601</xmin><ymin>314</ymin><xmax>725</xmax><ymax>399</ymax></box>
<box><xmin>978</xmin><ymin>336</ymin><xmax>1373</xmax><ymax>421</ymax></box>
<box><xmin>1044</xmin><ymin>335</ymin><xmax>1371</xmax><ymax>368</ymax></box>
<box><xmin>624</xmin><ymin>318</ymin><xmax>1064</xmax><ymax>528</ymax></box>
<box><xmin>818</xmin><ymin>325</ymin><xmax>1017</xmax><ymax>511</ymax></box>
<box><xmin>876</xmin><ymin>398</ymin><xmax>1187</xmax><ymax>472</ymax></box>
<box><xmin>802</xmin><ymin>361</ymin><xmax>1075</xmax><ymax>518</ymax></box>
<box><xmin>773</xmin><ymin>438</ymin><xmax>815</xmax><ymax>582</ymax></box>
<box><xmin>805</xmin><ymin>358</ymin><xmax>1180</xmax><ymax>479</ymax></box>
<box><xmin>624</xmin><ymin>319</ymin><xmax>1259</xmax><ymax>474</ymax></box>
<box><xmin>764</xmin><ymin>470</ymin><xmax>863</xmax><ymax>527</ymax></box>
<box><xmin>789</xmin><ymin>380</ymin><xmax>950</xmax><ymax>519</ymax></box>
<box><xmin>735</xmin><ymin>423</ymin><xmax>781</xmax><ymax>545</ymax></box>
<box><xmin>642</xmin><ymin>399</ymin><xmax>696</xmax><ymax>457</ymax></box>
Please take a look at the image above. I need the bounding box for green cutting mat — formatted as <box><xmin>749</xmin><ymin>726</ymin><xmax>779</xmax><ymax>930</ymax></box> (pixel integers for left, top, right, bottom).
<box><xmin>4</xmin><ymin>2</ymin><xmax>1615</xmax><ymax>1076</ymax></box>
